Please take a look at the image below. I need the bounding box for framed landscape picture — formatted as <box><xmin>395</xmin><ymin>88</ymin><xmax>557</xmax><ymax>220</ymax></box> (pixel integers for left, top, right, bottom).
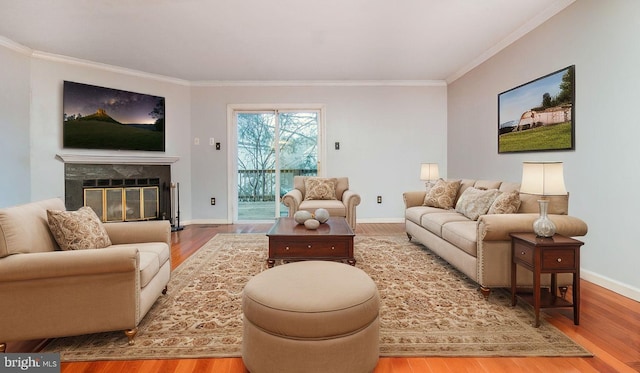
<box><xmin>498</xmin><ymin>65</ymin><xmax>575</xmax><ymax>153</ymax></box>
<box><xmin>63</xmin><ymin>81</ymin><xmax>165</xmax><ymax>151</ymax></box>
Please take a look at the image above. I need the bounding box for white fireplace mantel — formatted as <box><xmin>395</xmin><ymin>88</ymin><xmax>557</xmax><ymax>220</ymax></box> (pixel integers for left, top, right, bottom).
<box><xmin>56</xmin><ymin>153</ymin><xmax>180</xmax><ymax>165</ymax></box>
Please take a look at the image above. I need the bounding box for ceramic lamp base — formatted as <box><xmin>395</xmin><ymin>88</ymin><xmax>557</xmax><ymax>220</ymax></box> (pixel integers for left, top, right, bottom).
<box><xmin>534</xmin><ymin>199</ymin><xmax>556</xmax><ymax>237</ymax></box>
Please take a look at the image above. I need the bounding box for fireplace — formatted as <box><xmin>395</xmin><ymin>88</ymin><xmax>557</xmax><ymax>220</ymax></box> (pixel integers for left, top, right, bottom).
<box><xmin>84</xmin><ymin>183</ymin><xmax>160</xmax><ymax>222</ymax></box>
<box><xmin>64</xmin><ymin>163</ymin><xmax>171</xmax><ymax>223</ymax></box>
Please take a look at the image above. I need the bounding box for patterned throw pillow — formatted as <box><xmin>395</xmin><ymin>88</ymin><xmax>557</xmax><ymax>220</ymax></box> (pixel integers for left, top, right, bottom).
<box><xmin>304</xmin><ymin>177</ymin><xmax>338</xmax><ymax>200</ymax></box>
<box><xmin>422</xmin><ymin>179</ymin><xmax>461</xmax><ymax>209</ymax></box>
<box><xmin>488</xmin><ymin>191</ymin><xmax>521</xmax><ymax>214</ymax></box>
<box><xmin>47</xmin><ymin>206</ymin><xmax>112</xmax><ymax>250</ymax></box>
<box><xmin>455</xmin><ymin>187</ymin><xmax>501</xmax><ymax>220</ymax></box>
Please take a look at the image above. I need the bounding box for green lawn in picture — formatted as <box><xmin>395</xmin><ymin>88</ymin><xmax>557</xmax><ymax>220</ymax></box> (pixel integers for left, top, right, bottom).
<box><xmin>498</xmin><ymin>122</ymin><xmax>572</xmax><ymax>153</ymax></box>
<box><xmin>64</xmin><ymin>120</ymin><xmax>164</xmax><ymax>151</ymax></box>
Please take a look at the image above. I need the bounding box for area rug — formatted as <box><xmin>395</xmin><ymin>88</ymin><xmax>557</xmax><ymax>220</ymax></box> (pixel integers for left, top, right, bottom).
<box><xmin>42</xmin><ymin>233</ymin><xmax>591</xmax><ymax>361</ymax></box>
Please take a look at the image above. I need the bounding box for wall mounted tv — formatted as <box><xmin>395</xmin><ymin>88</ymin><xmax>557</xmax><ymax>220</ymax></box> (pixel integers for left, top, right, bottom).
<box><xmin>63</xmin><ymin>81</ymin><xmax>165</xmax><ymax>151</ymax></box>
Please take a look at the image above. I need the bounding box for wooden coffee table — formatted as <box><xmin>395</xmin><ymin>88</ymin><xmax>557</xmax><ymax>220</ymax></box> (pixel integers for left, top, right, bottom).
<box><xmin>266</xmin><ymin>217</ymin><xmax>355</xmax><ymax>268</ymax></box>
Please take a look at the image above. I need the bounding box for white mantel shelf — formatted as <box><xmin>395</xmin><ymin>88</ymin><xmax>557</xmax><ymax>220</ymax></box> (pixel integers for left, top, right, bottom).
<box><xmin>56</xmin><ymin>154</ymin><xmax>180</xmax><ymax>165</ymax></box>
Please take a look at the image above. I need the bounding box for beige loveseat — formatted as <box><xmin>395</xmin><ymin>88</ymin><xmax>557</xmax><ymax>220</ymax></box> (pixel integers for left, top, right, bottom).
<box><xmin>403</xmin><ymin>179</ymin><xmax>588</xmax><ymax>298</ymax></box>
<box><xmin>282</xmin><ymin>176</ymin><xmax>361</xmax><ymax>229</ymax></box>
<box><xmin>0</xmin><ymin>198</ymin><xmax>171</xmax><ymax>351</ymax></box>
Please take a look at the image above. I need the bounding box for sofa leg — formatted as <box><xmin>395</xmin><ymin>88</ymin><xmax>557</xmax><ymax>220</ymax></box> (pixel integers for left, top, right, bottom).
<box><xmin>480</xmin><ymin>286</ymin><xmax>491</xmax><ymax>299</ymax></box>
<box><xmin>124</xmin><ymin>328</ymin><xmax>138</xmax><ymax>346</ymax></box>
<box><xmin>0</xmin><ymin>342</ymin><xmax>6</xmax><ymax>353</ymax></box>
<box><xmin>162</xmin><ymin>285</ymin><xmax>168</xmax><ymax>295</ymax></box>
<box><xmin>406</xmin><ymin>232</ymin><xmax>412</xmax><ymax>241</ymax></box>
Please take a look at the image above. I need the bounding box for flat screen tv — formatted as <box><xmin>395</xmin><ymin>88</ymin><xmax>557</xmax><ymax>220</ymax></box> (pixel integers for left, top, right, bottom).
<box><xmin>63</xmin><ymin>81</ymin><xmax>165</xmax><ymax>151</ymax></box>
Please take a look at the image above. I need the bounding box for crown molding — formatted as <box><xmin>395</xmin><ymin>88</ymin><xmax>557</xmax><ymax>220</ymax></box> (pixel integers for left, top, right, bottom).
<box><xmin>191</xmin><ymin>79</ymin><xmax>446</xmax><ymax>87</ymax></box>
<box><xmin>446</xmin><ymin>0</ymin><xmax>576</xmax><ymax>84</ymax></box>
<box><xmin>2</xmin><ymin>36</ymin><xmax>443</xmax><ymax>87</ymax></box>
<box><xmin>0</xmin><ymin>36</ymin><xmax>33</xmax><ymax>55</ymax></box>
<box><xmin>56</xmin><ymin>154</ymin><xmax>180</xmax><ymax>165</ymax></box>
<box><xmin>32</xmin><ymin>50</ymin><xmax>191</xmax><ymax>86</ymax></box>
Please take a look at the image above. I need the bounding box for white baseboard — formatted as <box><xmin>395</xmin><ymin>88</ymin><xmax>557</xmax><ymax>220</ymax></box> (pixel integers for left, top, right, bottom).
<box><xmin>357</xmin><ymin>217</ymin><xmax>405</xmax><ymax>224</ymax></box>
<box><xmin>181</xmin><ymin>219</ymin><xmax>231</xmax><ymax>225</ymax></box>
<box><xmin>581</xmin><ymin>269</ymin><xmax>640</xmax><ymax>302</ymax></box>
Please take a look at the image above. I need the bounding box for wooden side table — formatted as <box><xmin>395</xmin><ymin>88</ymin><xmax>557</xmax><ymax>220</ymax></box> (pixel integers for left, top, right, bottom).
<box><xmin>510</xmin><ymin>232</ymin><xmax>584</xmax><ymax>327</ymax></box>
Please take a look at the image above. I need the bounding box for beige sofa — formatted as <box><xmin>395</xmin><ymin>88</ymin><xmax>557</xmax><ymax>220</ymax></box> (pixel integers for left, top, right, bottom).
<box><xmin>282</xmin><ymin>176</ymin><xmax>361</xmax><ymax>229</ymax></box>
<box><xmin>403</xmin><ymin>179</ymin><xmax>588</xmax><ymax>298</ymax></box>
<box><xmin>0</xmin><ymin>198</ymin><xmax>171</xmax><ymax>351</ymax></box>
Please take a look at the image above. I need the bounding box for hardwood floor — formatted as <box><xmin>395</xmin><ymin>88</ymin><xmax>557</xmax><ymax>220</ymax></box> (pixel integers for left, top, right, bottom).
<box><xmin>7</xmin><ymin>223</ymin><xmax>640</xmax><ymax>372</ymax></box>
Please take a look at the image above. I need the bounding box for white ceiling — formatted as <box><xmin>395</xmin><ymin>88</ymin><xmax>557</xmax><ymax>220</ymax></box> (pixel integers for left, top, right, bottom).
<box><xmin>0</xmin><ymin>0</ymin><xmax>573</xmax><ymax>83</ymax></box>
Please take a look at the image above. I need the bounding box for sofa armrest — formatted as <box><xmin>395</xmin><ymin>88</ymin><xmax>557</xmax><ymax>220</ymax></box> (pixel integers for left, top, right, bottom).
<box><xmin>104</xmin><ymin>220</ymin><xmax>171</xmax><ymax>248</ymax></box>
<box><xmin>0</xmin><ymin>246</ymin><xmax>139</xmax><ymax>282</ymax></box>
<box><xmin>403</xmin><ymin>191</ymin><xmax>426</xmax><ymax>209</ymax></box>
<box><xmin>478</xmin><ymin>213</ymin><xmax>588</xmax><ymax>241</ymax></box>
<box><xmin>281</xmin><ymin>189</ymin><xmax>303</xmax><ymax>216</ymax></box>
<box><xmin>342</xmin><ymin>190</ymin><xmax>361</xmax><ymax>208</ymax></box>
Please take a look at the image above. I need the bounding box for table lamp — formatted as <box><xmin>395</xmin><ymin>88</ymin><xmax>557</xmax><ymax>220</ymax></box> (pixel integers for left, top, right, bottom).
<box><xmin>520</xmin><ymin>161</ymin><xmax>567</xmax><ymax>237</ymax></box>
<box><xmin>420</xmin><ymin>163</ymin><xmax>439</xmax><ymax>189</ymax></box>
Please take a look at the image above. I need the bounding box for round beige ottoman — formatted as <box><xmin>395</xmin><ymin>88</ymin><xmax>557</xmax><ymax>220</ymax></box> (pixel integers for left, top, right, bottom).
<box><xmin>242</xmin><ymin>260</ymin><xmax>380</xmax><ymax>373</ymax></box>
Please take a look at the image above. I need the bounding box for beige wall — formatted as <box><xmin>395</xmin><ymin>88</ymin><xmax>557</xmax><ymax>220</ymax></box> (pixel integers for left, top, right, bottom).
<box><xmin>189</xmin><ymin>84</ymin><xmax>447</xmax><ymax>222</ymax></box>
<box><xmin>447</xmin><ymin>0</ymin><xmax>640</xmax><ymax>300</ymax></box>
<box><xmin>0</xmin><ymin>41</ymin><xmax>31</xmax><ymax>206</ymax></box>
<box><xmin>26</xmin><ymin>57</ymin><xmax>193</xmax><ymax>217</ymax></box>
<box><xmin>0</xmin><ymin>43</ymin><xmax>448</xmax><ymax>224</ymax></box>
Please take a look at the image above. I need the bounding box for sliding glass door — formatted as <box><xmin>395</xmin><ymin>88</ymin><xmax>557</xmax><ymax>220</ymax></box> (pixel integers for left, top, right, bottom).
<box><xmin>233</xmin><ymin>108</ymin><xmax>321</xmax><ymax>221</ymax></box>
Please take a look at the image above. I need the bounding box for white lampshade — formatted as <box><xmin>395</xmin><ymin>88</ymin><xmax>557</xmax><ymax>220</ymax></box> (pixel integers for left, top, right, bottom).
<box><xmin>520</xmin><ymin>162</ymin><xmax>567</xmax><ymax>196</ymax></box>
<box><xmin>420</xmin><ymin>163</ymin><xmax>439</xmax><ymax>181</ymax></box>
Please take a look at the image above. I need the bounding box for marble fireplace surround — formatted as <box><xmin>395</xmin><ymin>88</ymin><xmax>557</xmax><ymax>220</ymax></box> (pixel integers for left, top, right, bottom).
<box><xmin>57</xmin><ymin>154</ymin><xmax>179</xmax><ymax>223</ymax></box>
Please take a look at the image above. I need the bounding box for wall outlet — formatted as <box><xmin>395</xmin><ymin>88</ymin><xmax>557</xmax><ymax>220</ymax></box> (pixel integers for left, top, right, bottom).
<box><xmin>210</xmin><ymin>197</ymin><xmax>216</xmax><ymax>205</ymax></box>
<box><xmin>194</xmin><ymin>137</ymin><xmax>200</xmax><ymax>145</ymax></box>
<box><xmin>209</xmin><ymin>137</ymin><xmax>215</xmax><ymax>145</ymax></box>
<box><xmin>377</xmin><ymin>196</ymin><xmax>382</xmax><ymax>204</ymax></box>
<box><xmin>215</xmin><ymin>142</ymin><xmax>221</xmax><ymax>150</ymax></box>
<box><xmin>335</xmin><ymin>142</ymin><xmax>340</xmax><ymax>150</ymax></box>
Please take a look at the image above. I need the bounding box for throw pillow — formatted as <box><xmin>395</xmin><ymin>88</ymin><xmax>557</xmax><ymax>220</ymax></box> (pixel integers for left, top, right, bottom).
<box><xmin>304</xmin><ymin>177</ymin><xmax>338</xmax><ymax>200</ymax></box>
<box><xmin>488</xmin><ymin>191</ymin><xmax>521</xmax><ymax>214</ymax></box>
<box><xmin>47</xmin><ymin>206</ymin><xmax>112</xmax><ymax>250</ymax></box>
<box><xmin>455</xmin><ymin>187</ymin><xmax>501</xmax><ymax>220</ymax></box>
<box><xmin>422</xmin><ymin>179</ymin><xmax>461</xmax><ymax>209</ymax></box>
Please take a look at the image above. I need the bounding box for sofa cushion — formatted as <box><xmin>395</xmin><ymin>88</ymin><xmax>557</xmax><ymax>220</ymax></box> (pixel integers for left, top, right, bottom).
<box><xmin>114</xmin><ymin>242</ymin><xmax>171</xmax><ymax>268</ymax></box>
<box><xmin>138</xmin><ymin>251</ymin><xmax>161</xmax><ymax>288</ymax></box>
<box><xmin>488</xmin><ymin>191</ymin><xmax>521</xmax><ymax>214</ymax></box>
<box><xmin>441</xmin><ymin>221</ymin><xmax>478</xmax><ymax>257</ymax></box>
<box><xmin>405</xmin><ymin>206</ymin><xmax>443</xmax><ymax>225</ymax></box>
<box><xmin>473</xmin><ymin>180</ymin><xmax>502</xmax><ymax>190</ymax></box>
<box><xmin>111</xmin><ymin>242</ymin><xmax>169</xmax><ymax>288</ymax></box>
<box><xmin>46</xmin><ymin>207</ymin><xmax>112</xmax><ymax>251</ymax></box>
<box><xmin>0</xmin><ymin>198</ymin><xmax>65</xmax><ymax>258</ymax></box>
<box><xmin>304</xmin><ymin>177</ymin><xmax>338</xmax><ymax>200</ymax></box>
<box><xmin>299</xmin><ymin>200</ymin><xmax>346</xmax><ymax>217</ymax></box>
<box><xmin>518</xmin><ymin>193</ymin><xmax>569</xmax><ymax>215</ymax></box>
<box><xmin>498</xmin><ymin>182</ymin><xmax>520</xmax><ymax>193</ymax></box>
<box><xmin>423</xmin><ymin>179</ymin><xmax>461</xmax><ymax>209</ymax></box>
<box><xmin>421</xmin><ymin>212</ymin><xmax>469</xmax><ymax>237</ymax></box>
<box><xmin>456</xmin><ymin>179</ymin><xmax>477</xmax><ymax>202</ymax></box>
<box><xmin>455</xmin><ymin>187</ymin><xmax>500</xmax><ymax>220</ymax></box>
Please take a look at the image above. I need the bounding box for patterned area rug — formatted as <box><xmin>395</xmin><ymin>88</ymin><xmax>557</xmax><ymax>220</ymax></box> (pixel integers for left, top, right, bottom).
<box><xmin>42</xmin><ymin>233</ymin><xmax>591</xmax><ymax>361</ymax></box>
